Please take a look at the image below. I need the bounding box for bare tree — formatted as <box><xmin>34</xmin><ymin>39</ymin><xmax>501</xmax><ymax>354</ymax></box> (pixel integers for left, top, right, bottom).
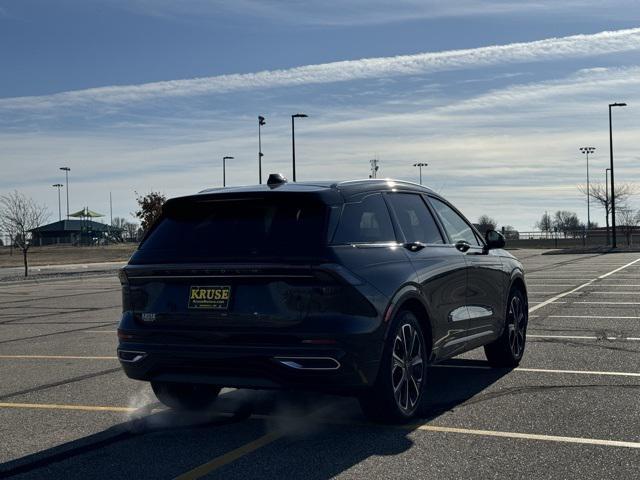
<box><xmin>617</xmin><ymin>206</ymin><xmax>640</xmax><ymax>246</ymax></box>
<box><xmin>0</xmin><ymin>191</ymin><xmax>49</xmax><ymax>276</ymax></box>
<box><xmin>535</xmin><ymin>212</ymin><xmax>553</xmax><ymax>236</ymax></box>
<box><xmin>577</xmin><ymin>182</ymin><xmax>639</xmax><ymax>235</ymax></box>
<box><xmin>476</xmin><ymin>215</ymin><xmax>497</xmax><ymax>234</ymax></box>
<box><xmin>124</xmin><ymin>221</ymin><xmax>140</xmax><ymax>242</ymax></box>
<box><xmin>553</xmin><ymin>210</ymin><xmax>581</xmax><ymax>238</ymax></box>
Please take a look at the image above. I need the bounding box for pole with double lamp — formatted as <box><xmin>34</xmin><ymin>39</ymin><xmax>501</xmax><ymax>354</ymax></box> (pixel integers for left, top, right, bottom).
<box><xmin>608</xmin><ymin>102</ymin><xmax>626</xmax><ymax>249</ymax></box>
<box><xmin>413</xmin><ymin>162</ymin><xmax>428</xmax><ymax>185</ymax></box>
<box><xmin>52</xmin><ymin>184</ymin><xmax>63</xmax><ymax>221</ymax></box>
<box><xmin>291</xmin><ymin>113</ymin><xmax>308</xmax><ymax>182</ymax></box>
<box><xmin>579</xmin><ymin>147</ymin><xmax>595</xmax><ymax>235</ymax></box>
<box><xmin>258</xmin><ymin>116</ymin><xmax>266</xmax><ymax>184</ymax></box>
<box><xmin>222</xmin><ymin>156</ymin><xmax>234</xmax><ymax>187</ymax></box>
<box><xmin>59</xmin><ymin>167</ymin><xmax>70</xmax><ymax>219</ymax></box>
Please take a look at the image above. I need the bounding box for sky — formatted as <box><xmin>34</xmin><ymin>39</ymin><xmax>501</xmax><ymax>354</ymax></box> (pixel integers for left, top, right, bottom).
<box><xmin>1</xmin><ymin>0</ymin><xmax>639</xmax><ymax>231</ymax></box>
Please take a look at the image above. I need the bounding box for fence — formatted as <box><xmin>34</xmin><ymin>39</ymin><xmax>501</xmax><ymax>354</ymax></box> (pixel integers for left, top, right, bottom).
<box><xmin>509</xmin><ymin>228</ymin><xmax>639</xmax><ymax>249</ymax></box>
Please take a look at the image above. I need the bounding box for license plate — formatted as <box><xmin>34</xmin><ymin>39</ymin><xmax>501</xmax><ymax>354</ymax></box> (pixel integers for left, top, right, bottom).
<box><xmin>188</xmin><ymin>286</ymin><xmax>231</xmax><ymax>310</ymax></box>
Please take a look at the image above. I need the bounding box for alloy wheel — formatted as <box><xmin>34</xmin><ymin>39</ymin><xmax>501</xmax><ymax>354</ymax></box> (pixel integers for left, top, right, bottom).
<box><xmin>507</xmin><ymin>295</ymin><xmax>526</xmax><ymax>358</ymax></box>
<box><xmin>391</xmin><ymin>322</ymin><xmax>424</xmax><ymax>414</ymax></box>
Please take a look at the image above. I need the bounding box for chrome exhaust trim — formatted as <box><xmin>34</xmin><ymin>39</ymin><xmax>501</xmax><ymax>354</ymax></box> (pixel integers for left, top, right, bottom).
<box><xmin>274</xmin><ymin>356</ymin><xmax>341</xmax><ymax>371</ymax></box>
<box><xmin>118</xmin><ymin>349</ymin><xmax>148</xmax><ymax>363</ymax></box>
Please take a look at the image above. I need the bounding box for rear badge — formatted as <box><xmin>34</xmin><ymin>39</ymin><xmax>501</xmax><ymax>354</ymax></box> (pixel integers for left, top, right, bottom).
<box><xmin>188</xmin><ymin>286</ymin><xmax>231</xmax><ymax>310</ymax></box>
<box><xmin>141</xmin><ymin>312</ymin><xmax>156</xmax><ymax>322</ymax></box>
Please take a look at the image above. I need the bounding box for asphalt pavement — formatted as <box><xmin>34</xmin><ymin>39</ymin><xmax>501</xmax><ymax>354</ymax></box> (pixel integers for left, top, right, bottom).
<box><xmin>0</xmin><ymin>249</ymin><xmax>638</xmax><ymax>479</ymax></box>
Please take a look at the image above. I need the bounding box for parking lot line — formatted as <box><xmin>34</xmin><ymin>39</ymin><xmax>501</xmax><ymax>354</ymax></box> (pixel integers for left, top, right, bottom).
<box><xmin>0</xmin><ymin>402</ymin><xmax>135</xmax><ymax>412</ymax></box>
<box><xmin>547</xmin><ymin>315</ymin><xmax>640</xmax><ymax>319</ymax></box>
<box><xmin>574</xmin><ymin>301</ymin><xmax>640</xmax><ymax>305</ymax></box>
<box><xmin>435</xmin><ymin>365</ymin><xmax>640</xmax><ymax>377</ymax></box>
<box><xmin>528</xmin><ymin>334</ymin><xmax>640</xmax><ymax>341</ymax></box>
<box><xmin>172</xmin><ymin>406</ymin><xmax>640</xmax><ymax>479</ymax></box>
<box><xmin>584</xmin><ymin>292</ymin><xmax>639</xmax><ymax>295</ymax></box>
<box><xmin>173</xmin><ymin>431</ymin><xmax>283</xmax><ymax>480</ymax></box>
<box><xmin>0</xmin><ymin>355</ymin><xmax>117</xmax><ymax>360</ymax></box>
<box><xmin>411</xmin><ymin>424</ymin><xmax>640</xmax><ymax>449</ymax></box>
<box><xmin>529</xmin><ymin>256</ymin><xmax>640</xmax><ymax>313</ymax></box>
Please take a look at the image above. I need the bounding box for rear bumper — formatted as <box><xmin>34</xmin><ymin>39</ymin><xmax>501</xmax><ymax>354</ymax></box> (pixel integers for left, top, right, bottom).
<box><xmin>118</xmin><ymin>342</ymin><xmax>379</xmax><ymax>392</ymax></box>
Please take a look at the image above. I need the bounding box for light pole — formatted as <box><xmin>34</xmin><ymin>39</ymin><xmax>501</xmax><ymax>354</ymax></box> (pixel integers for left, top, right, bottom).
<box><xmin>579</xmin><ymin>147</ymin><xmax>595</xmax><ymax>233</ymax></box>
<box><xmin>291</xmin><ymin>113</ymin><xmax>308</xmax><ymax>182</ymax></box>
<box><xmin>605</xmin><ymin>168</ymin><xmax>611</xmax><ymax>245</ymax></box>
<box><xmin>258</xmin><ymin>116</ymin><xmax>265</xmax><ymax>184</ymax></box>
<box><xmin>59</xmin><ymin>167</ymin><xmax>70</xmax><ymax>219</ymax></box>
<box><xmin>222</xmin><ymin>156</ymin><xmax>234</xmax><ymax>187</ymax></box>
<box><xmin>52</xmin><ymin>184</ymin><xmax>63</xmax><ymax>221</ymax></box>
<box><xmin>608</xmin><ymin>102</ymin><xmax>626</xmax><ymax>249</ymax></box>
<box><xmin>413</xmin><ymin>162</ymin><xmax>428</xmax><ymax>185</ymax></box>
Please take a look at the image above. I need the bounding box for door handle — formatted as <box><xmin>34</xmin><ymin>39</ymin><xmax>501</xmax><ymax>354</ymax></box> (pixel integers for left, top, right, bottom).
<box><xmin>455</xmin><ymin>240</ymin><xmax>471</xmax><ymax>252</ymax></box>
<box><xmin>403</xmin><ymin>241</ymin><xmax>426</xmax><ymax>252</ymax></box>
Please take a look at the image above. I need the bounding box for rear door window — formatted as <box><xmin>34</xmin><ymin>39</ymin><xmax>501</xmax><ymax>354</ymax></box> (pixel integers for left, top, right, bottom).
<box><xmin>136</xmin><ymin>197</ymin><xmax>327</xmax><ymax>262</ymax></box>
<box><xmin>429</xmin><ymin>197</ymin><xmax>481</xmax><ymax>246</ymax></box>
<box><xmin>387</xmin><ymin>193</ymin><xmax>444</xmax><ymax>244</ymax></box>
<box><xmin>332</xmin><ymin>193</ymin><xmax>396</xmax><ymax>244</ymax></box>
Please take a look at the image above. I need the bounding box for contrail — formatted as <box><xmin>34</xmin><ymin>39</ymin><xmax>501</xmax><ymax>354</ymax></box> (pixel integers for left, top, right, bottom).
<box><xmin>2</xmin><ymin>27</ymin><xmax>640</xmax><ymax>110</ymax></box>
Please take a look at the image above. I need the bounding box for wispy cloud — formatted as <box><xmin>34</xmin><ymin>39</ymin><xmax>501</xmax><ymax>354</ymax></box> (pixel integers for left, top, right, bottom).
<box><xmin>2</xmin><ymin>27</ymin><xmax>640</xmax><ymax>110</ymax></box>
<box><xmin>122</xmin><ymin>1</ymin><xmax>640</xmax><ymax>26</ymax></box>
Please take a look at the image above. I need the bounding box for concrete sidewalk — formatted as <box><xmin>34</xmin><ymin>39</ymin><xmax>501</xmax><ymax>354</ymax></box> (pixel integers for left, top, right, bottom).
<box><xmin>0</xmin><ymin>261</ymin><xmax>124</xmax><ymax>282</ymax></box>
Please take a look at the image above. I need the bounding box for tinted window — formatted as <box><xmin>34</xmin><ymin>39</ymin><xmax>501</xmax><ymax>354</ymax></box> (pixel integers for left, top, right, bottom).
<box><xmin>388</xmin><ymin>194</ymin><xmax>443</xmax><ymax>244</ymax></box>
<box><xmin>136</xmin><ymin>198</ymin><xmax>326</xmax><ymax>262</ymax></box>
<box><xmin>332</xmin><ymin>194</ymin><xmax>395</xmax><ymax>244</ymax></box>
<box><xmin>429</xmin><ymin>197</ymin><xmax>480</xmax><ymax>246</ymax></box>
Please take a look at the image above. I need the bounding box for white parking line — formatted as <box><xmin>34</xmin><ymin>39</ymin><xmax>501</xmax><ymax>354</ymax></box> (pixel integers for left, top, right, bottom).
<box><xmin>436</xmin><ymin>364</ymin><xmax>640</xmax><ymax>377</ymax></box>
<box><xmin>0</xmin><ymin>354</ymin><xmax>117</xmax><ymax>360</ymax></box>
<box><xmin>547</xmin><ymin>315</ymin><xmax>640</xmax><ymax>319</ymax></box>
<box><xmin>529</xmin><ymin>256</ymin><xmax>640</xmax><ymax>313</ymax></box>
<box><xmin>574</xmin><ymin>301</ymin><xmax>640</xmax><ymax>305</ymax></box>
<box><xmin>528</xmin><ymin>301</ymin><xmax>567</xmax><ymax>305</ymax></box>
<box><xmin>413</xmin><ymin>424</ymin><xmax>640</xmax><ymax>449</ymax></box>
<box><xmin>528</xmin><ymin>334</ymin><xmax>640</xmax><ymax>341</ymax></box>
<box><xmin>584</xmin><ymin>292</ymin><xmax>639</xmax><ymax>295</ymax></box>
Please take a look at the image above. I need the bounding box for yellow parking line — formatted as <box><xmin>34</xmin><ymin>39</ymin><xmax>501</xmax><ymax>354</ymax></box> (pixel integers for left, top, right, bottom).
<box><xmin>0</xmin><ymin>402</ymin><xmax>135</xmax><ymax>412</ymax></box>
<box><xmin>0</xmin><ymin>354</ymin><xmax>117</xmax><ymax>360</ymax></box>
<box><xmin>173</xmin><ymin>431</ymin><xmax>283</xmax><ymax>480</ymax></box>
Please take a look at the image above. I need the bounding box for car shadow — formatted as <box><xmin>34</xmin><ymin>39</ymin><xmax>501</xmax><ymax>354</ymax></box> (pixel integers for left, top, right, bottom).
<box><xmin>1</xmin><ymin>359</ymin><xmax>512</xmax><ymax>479</ymax></box>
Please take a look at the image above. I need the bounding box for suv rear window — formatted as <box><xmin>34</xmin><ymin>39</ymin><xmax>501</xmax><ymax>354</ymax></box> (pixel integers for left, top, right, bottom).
<box><xmin>135</xmin><ymin>197</ymin><xmax>327</xmax><ymax>262</ymax></box>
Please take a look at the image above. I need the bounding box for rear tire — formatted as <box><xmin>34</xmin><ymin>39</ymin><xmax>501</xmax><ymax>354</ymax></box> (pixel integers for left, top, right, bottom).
<box><xmin>151</xmin><ymin>382</ymin><xmax>221</xmax><ymax>411</ymax></box>
<box><xmin>484</xmin><ymin>288</ymin><xmax>527</xmax><ymax>367</ymax></box>
<box><xmin>359</xmin><ymin>310</ymin><xmax>428</xmax><ymax>424</ymax></box>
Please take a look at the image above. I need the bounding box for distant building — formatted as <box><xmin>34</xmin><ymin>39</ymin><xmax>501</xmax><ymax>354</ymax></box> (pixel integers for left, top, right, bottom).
<box><xmin>30</xmin><ymin>220</ymin><xmax>121</xmax><ymax>246</ymax></box>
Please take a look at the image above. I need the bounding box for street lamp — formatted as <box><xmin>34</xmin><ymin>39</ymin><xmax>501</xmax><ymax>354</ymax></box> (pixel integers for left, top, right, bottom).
<box><xmin>413</xmin><ymin>162</ymin><xmax>428</xmax><ymax>185</ymax></box>
<box><xmin>258</xmin><ymin>116</ymin><xmax>266</xmax><ymax>184</ymax></box>
<box><xmin>579</xmin><ymin>147</ymin><xmax>595</xmax><ymax>233</ymax></box>
<box><xmin>222</xmin><ymin>156</ymin><xmax>234</xmax><ymax>187</ymax></box>
<box><xmin>608</xmin><ymin>102</ymin><xmax>627</xmax><ymax>248</ymax></box>
<box><xmin>291</xmin><ymin>113</ymin><xmax>308</xmax><ymax>182</ymax></box>
<box><xmin>52</xmin><ymin>184</ymin><xmax>63</xmax><ymax>221</ymax></box>
<box><xmin>605</xmin><ymin>167</ymin><xmax>611</xmax><ymax>245</ymax></box>
<box><xmin>59</xmin><ymin>167</ymin><xmax>70</xmax><ymax>219</ymax></box>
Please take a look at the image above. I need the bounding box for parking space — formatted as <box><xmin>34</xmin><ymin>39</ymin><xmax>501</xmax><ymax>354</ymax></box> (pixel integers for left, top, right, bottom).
<box><xmin>1</xmin><ymin>249</ymin><xmax>639</xmax><ymax>479</ymax></box>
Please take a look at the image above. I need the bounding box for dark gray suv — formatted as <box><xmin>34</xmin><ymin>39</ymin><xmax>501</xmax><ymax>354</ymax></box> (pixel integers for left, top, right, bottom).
<box><xmin>117</xmin><ymin>176</ymin><xmax>527</xmax><ymax>423</ymax></box>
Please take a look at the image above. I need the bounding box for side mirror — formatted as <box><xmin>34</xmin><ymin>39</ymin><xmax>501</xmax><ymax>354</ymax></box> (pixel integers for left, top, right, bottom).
<box><xmin>485</xmin><ymin>229</ymin><xmax>505</xmax><ymax>250</ymax></box>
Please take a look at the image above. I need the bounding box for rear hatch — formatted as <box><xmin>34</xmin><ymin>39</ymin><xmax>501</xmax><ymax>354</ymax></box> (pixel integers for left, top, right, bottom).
<box><xmin>121</xmin><ymin>193</ymin><xmax>372</xmax><ymax>340</ymax></box>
